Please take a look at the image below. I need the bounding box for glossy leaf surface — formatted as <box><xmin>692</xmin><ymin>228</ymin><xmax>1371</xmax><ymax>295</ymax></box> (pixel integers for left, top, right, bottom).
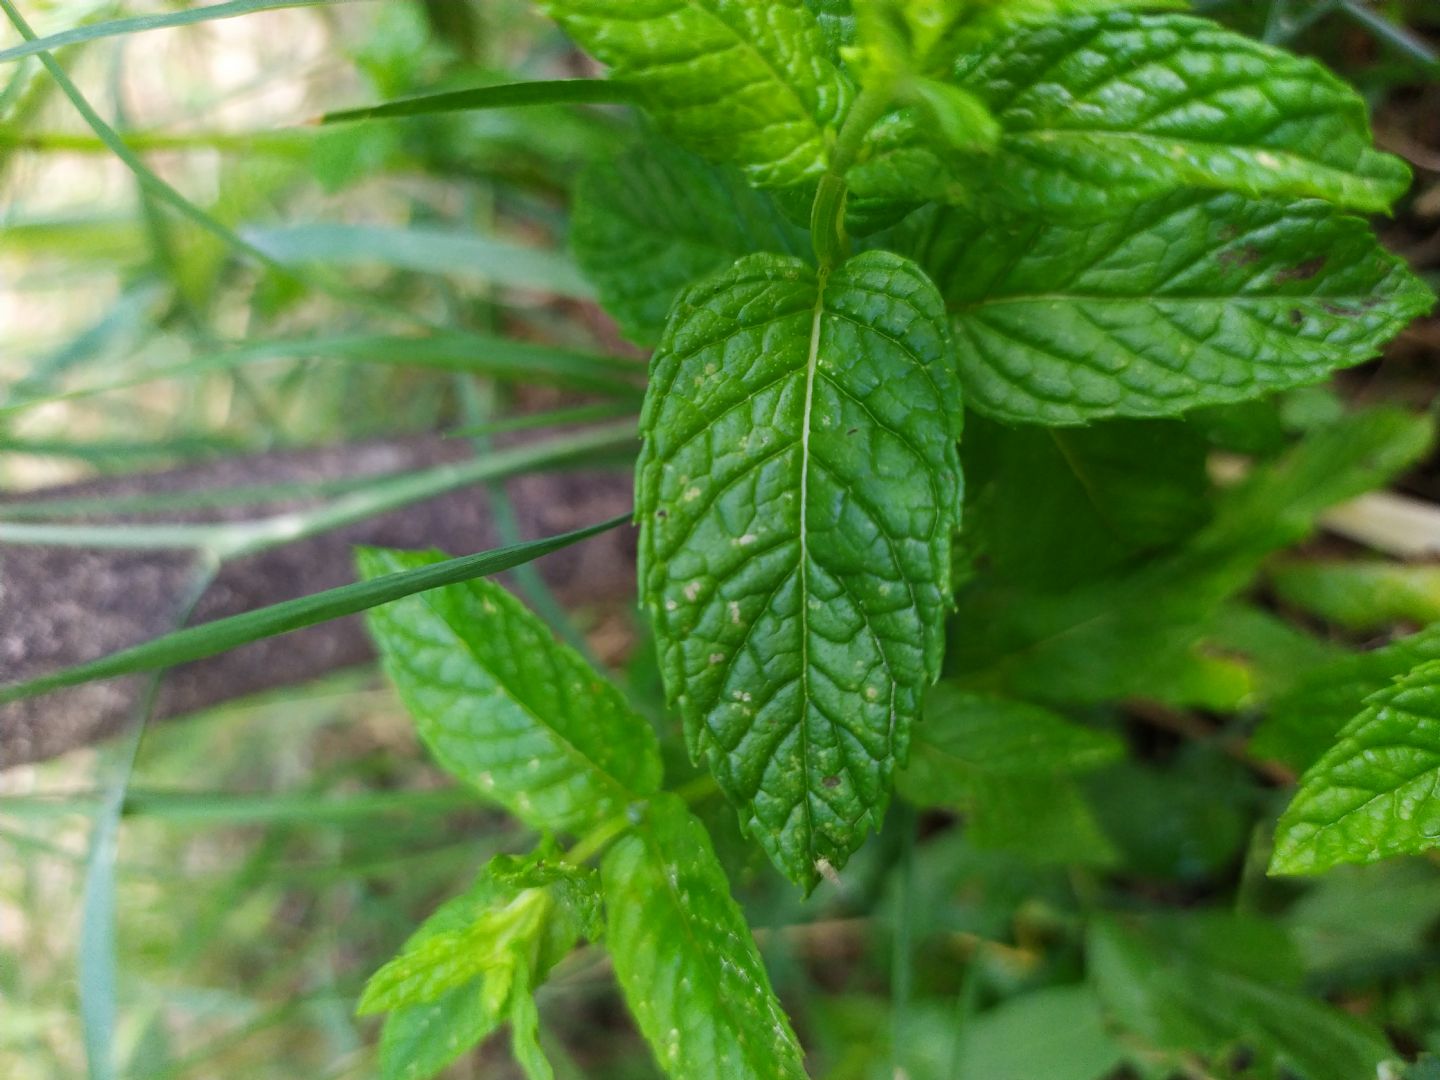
<box><xmin>364</xmin><ymin>855</ymin><xmax>597</xmax><ymax>1080</ymax></box>
<box><xmin>910</xmin><ymin>193</ymin><xmax>1432</xmax><ymax>424</ymax></box>
<box><xmin>359</xmin><ymin>549</ymin><xmax>662</xmax><ymax>833</ymax></box>
<box><xmin>601</xmin><ymin>794</ymin><xmax>807</xmax><ymax>1080</ymax></box>
<box><xmin>1273</xmin><ymin>660</ymin><xmax>1440</xmax><ymax>875</ymax></box>
<box><xmin>954</xmin><ymin>11</ymin><xmax>1411</xmax><ymax>216</ymax></box>
<box><xmin>572</xmin><ymin>141</ymin><xmax>810</xmax><ymax>346</ymax></box>
<box><xmin>637</xmin><ymin>250</ymin><xmax>961</xmax><ymax>885</ymax></box>
<box><xmin>541</xmin><ymin>0</ymin><xmax>850</xmax><ymax>188</ymax></box>
<box><xmin>1255</xmin><ymin>622</ymin><xmax>1440</xmax><ymax>771</ymax></box>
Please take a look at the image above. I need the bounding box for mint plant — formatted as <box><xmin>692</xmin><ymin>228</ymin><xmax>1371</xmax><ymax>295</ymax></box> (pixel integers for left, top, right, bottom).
<box><xmin>348</xmin><ymin>1</ymin><xmax>1436</xmax><ymax>1077</ymax></box>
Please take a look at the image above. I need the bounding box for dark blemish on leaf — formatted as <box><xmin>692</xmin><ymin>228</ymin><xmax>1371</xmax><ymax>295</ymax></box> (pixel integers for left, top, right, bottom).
<box><xmin>1275</xmin><ymin>256</ymin><xmax>1326</xmax><ymax>283</ymax></box>
<box><xmin>846</xmin><ymin>427</ymin><xmax>859</xmax><ymax>436</ymax></box>
<box><xmin>1321</xmin><ymin>302</ymin><xmax>1362</xmax><ymax>317</ymax></box>
<box><xmin>655</xmin><ymin>508</ymin><xmax>667</xmax><ymax>518</ymax></box>
<box><xmin>1219</xmin><ymin>224</ymin><xmax>1241</xmax><ymax>241</ymax></box>
<box><xmin>1218</xmin><ymin>244</ymin><xmax>1261</xmax><ymax>267</ymax></box>
<box><xmin>1288</xmin><ymin>309</ymin><xmax>1304</xmax><ymax>325</ymax></box>
<box><xmin>822</xmin><ymin>775</ymin><xmax>841</xmax><ymax>788</ymax></box>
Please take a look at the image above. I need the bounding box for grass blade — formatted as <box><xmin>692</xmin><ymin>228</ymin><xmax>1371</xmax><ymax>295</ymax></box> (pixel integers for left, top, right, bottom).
<box><xmin>1</xmin><ymin>332</ymin><xmax>644</xmax><ymax>416</ymax></box>
<box><xmin>320</xmin><ymin>78</ymin><xmax>632</xmax><ymax>124</ymax></box>
<box><xmin>0</xmin><ymin>0</ymin><xmax>359</xmax><ymax>64</ymax></box>
<box><xmin>80</xmin><ymin>565</ymin><xmax>218</xmax><ymax>1080</ymax></box>
<box><xmin>0</xmin><ymin>516</ymin><xmax>627</xmax><ymax>706</ymax></box>
<box><xmin>242</xmin><ymin>224</ymin><xmax>593</xmax><ymax>298</ymax></box>
<box><xmin>0</xmin><ymin>422</ymin><xmax>637</xmax><ymax>554</ymax></box>
<box><xmin>0</xmin><ymin>0</ymin><xmax>291</xmax><ymax>275</ymax></box>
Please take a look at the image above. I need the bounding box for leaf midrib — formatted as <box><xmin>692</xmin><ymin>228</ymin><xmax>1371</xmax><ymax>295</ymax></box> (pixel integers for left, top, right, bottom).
<box><xmin>797</xmin><ymin>268</ymin><xmax>825</xmax><ymax>873</ymax></box>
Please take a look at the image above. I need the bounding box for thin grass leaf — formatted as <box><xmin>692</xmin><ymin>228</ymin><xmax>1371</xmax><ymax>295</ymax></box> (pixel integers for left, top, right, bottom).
<box><xmin>1336</xmin><ymin>0</ymin><xmax>1439</xmax><ymax>71</ymax></box>
<box><xmin>0</xmin><ymin>422</ymin><xmax>636</xmax><ymax>554</ymax></box>
<box><xmin>0</xmin><ymin>787</ymin><xmax>475</xmax><ymax>825</ymax></box>
<box><xmin>0</xmin><ymin>516</ymin><xmax>626</xmax><ymax>706</ymax></box>
<box><xmin>449</xmin><ymin>401</ymin><xmax>635</xmax><ymax>439</ymax></box>
<box><xmin>1</xmin><ymin>332</ymin><xmax>643</xmax><ymax>416</ymax></box>
<box><xmin>80</xmin><ymin>565</ymin><xmax>216</xmax><ymax>1080</ymax></box>
<box><xmin>242</xmin><ymin>224</ymin><xmax>593</xmax><ymax>298</ymax></box>
<box><xmin>0</xmin><ymin>0</ymin><xmax>360</xmax><ymax>65</ymax></box>
<box><xmin>0</xmin><ymin>0</ymin><xmax>293</xmax><ymax>276</ymax></box>
<box><xmin>320</xmin><ymin>78</ymin><xmax>633</xmax><ymax>124</ymax></box>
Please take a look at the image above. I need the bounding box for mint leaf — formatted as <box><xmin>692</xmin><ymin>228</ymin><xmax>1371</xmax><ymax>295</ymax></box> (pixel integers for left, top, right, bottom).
<box><xmin>954</xmin><ymin>986</ymin><xmax>1127</xmax><ymax>1080</ymax></box>
<box><xmin>1272</xmin><ymin>659</ymin><xmax>1440</xmax><ymax>875</ymax></box>
<box><xmin>541</xmin><ymin>0</ymin><xmax>851</xmax><ymax>188</ymax></box>
<box><xmin>1285</xmin><ymin>861</ymin><xmax>1440</xmax><ymax>975</ymax></box>
<box><xmin>967</xmin><ymin>775</ymin><xmax>1120</xmax><ymax>865</ymax></box>
<box><xmin>601</xmin><ymin>794</ymin><xmax>807</xmax><ymax>1080</ymax></box>
<box><xmin>363</xmin><ymin>854</ymin><xmax>598</xmax><ymax>1080</ymax></box>
<box><xmin>1254</xmin><ymin>622</ymin><xmax>1440</xmax><ymax>771</ymax></box>
<box><xmin>954</xmin><ymin>11</ymin><xmax>1412</xmax><ymax>216</ymax></box>
<box><xmin>951</xmin><ymin>409</ymin><xmax>1433</xmax><ymax>708</ymax></box>
<box><xmin>358</xmin><ymin>550</ymin><xmax>662</xmax><ymax>833</ymax></box>
<box><xmin>898</xmin><ymin>687</ymin><xmax>1122</xmax><ymax>865</ymax></box>
<box><xmin>636</xmin><ymin>250</ymin><xmax>961</xmax><ymax>886</ymax></box>
<box><xmin>1090</xmin><ymin>914</ymin><xmax>1395</xmax><ymax>1080</ymax></box>
<box><xmin>966</xmin><ymin>416</ymin><xmax>1210</xmax><ymax>591</ymax></box>
<box><xmin>572</xmin><ymin>140</ymin><xmax>810</xmax><ymax>347</ymax></box>
<box><xmin>906</xmin><ymin>192</ymin><xmax>1433</xmax><ymax>424</ymax></box>
<box><xmin>899</xmin><ymin>686</ymin><xmax>1122</xmax><ymax>802</ymax></box>
<box><xmin>379</xmin><ymin>984</ymin><xmax>493</xmax><ymax>1080</ymax></box>
<box><xmin>507</xmin><ymin>970</ymin><xmax>551</xmax><ymax>1080</ymax></box>
<box><xmin>1269</xmin><ymin>560</ymin><xmax>1440</xmax><ymax>633</ymax></box>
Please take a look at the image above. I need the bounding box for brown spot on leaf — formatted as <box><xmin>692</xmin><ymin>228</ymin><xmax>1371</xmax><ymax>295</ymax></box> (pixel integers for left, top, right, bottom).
<box><xmin>1288</xmin><ymin>308</ymin><xmax>1304</xmax><ymax>325</ymax></box>
<box><xmin>1321</xmin><ymin>302</ymin><xmax>1362</xmax><ymax>317</ymax></box>
<box><xmin>1218</xmin><ymin>244</ymin><xmax>1262</xmax><ymax>267</ymax></box>
<box><xmin>1275</xmin><ymin>256</ymin><xmax>1326</xmax><ymax>283</ymax></box>
<box><xmin>822</xmin><ymin>775</ymin><xmax>841</xmax><ymax>788</ymax></box>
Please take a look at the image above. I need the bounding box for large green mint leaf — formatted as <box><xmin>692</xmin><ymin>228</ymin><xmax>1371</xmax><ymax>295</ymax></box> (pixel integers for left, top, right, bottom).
<box><xmin>358</xmin><ymin>549</ymin><xmax>662</xmax><ymax>833</ymax></box>
<box><xmin>601</xmin><ymin>794</ymin><xmax>807</xmax><ymax>1080</ymax></box>
<box><xmin>541</xmin><ymin>0</ymin><xmax>850</xmax><ymax>188</ymax></box>
<box><xmin>954</xmin><ymin>11</ymin><xmax>1412</xmax><ymax>216</ymax></box>
<box><xmin>363</xmin><ymin>854</ymin><xmax>598</xmax><ymax>1080</ymax></box>
<box><xmin>907</xmin><ymin>192</ymin><xmax>1433</xmax><ymax>424</ymax></box>
<box><xmin>899</xmin><ymin>685</ymin><xmax>1122</xmax><ymax>803</ymax></box>
<box><xmin>1272</xmin><ymin>659</ymin><xmax>1440</xmax><ymax>875</ymax></box>
<box><xmin>572</xmin><ymin>140</ymin><xmax>810</xmax><ymax>347</ymax></box>
<box><xmin>1254</xmin><ymin>622</ymin><xmax>1440</xmax><ymax>771</ymax></box>
<box><xmin>1090</xmin><ymin>915</ymin><xmax>1395</xmax><ymax>1080</ymax></box>
<box><xmin>636</xmin><ymin>250</ymin><xmax>961</xmax><ymax>886</ymax></box>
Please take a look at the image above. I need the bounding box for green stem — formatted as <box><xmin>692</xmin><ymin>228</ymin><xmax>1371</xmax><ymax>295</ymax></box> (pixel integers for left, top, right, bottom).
<box><xmin>809</xmin><ymin>81</ymin><xmax>897</xmax><ymax>268</ymax></box>
<box><xmin>562</xmin><ymin>775</ymin><xmax>719</xmax><ymax>867</ymax></box>
<box><xmin>831</xmin><ymin>82</ymin><xmax>896</xmax><ymax>176</ymax></box>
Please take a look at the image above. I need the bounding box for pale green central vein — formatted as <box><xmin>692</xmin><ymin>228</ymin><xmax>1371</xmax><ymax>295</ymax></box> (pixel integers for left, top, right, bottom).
<box><xmin>799</xmin><ymin>270</ymin><xmax>826</xmax><ymax>868</ymax></box>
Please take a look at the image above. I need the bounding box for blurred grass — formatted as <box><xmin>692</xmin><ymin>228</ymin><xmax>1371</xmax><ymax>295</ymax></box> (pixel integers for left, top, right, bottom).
<box><xmin>0</xmin><ymin>2</ymin><xmax>651</xmax><ymax>1076</ymax></box>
